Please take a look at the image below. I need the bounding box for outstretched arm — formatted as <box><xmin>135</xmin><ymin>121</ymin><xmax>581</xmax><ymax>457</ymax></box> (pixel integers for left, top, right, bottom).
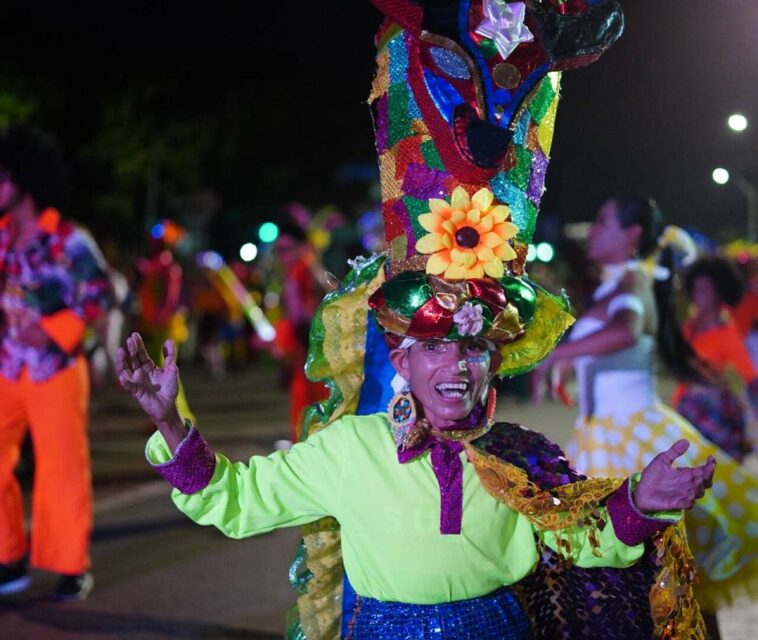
<box><xmin>633</xmin><ymin>439</ymin><xmax>716</xmax><ymax>513</ymax></box>
<box><xmin>533</xmin><ymin>274</ymin><xmax>646</xmax><ymax>405</ymax></box>
<box><xmin>118</xmin><ymin>330</ymin><xmax>346</xmax><ymax>538</ymax></box>
<box><xmin>549</xmin><ymin>271</ymin><xmax>649</xmax><ymax>363</ymax></box>
<box><xmin>537</xmin><ymin>441</ymin><xmax>714</xmax><ymax>568</ymax></box>
<box><xmin>532</xmin><ymin>309</ymin><xmax>639</xmax><ymax>405</ymax></box>
<box><xmin>116</xmin><ymin>332</ymin><xmax>187</xmax><ymax>452</ymax></box>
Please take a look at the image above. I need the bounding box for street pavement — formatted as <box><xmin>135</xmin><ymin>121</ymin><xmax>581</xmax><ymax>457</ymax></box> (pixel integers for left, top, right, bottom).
<box><xmin>1</xmin><ymin>361</ymin><xmax>756</xmax><ymax>639</ymax></box>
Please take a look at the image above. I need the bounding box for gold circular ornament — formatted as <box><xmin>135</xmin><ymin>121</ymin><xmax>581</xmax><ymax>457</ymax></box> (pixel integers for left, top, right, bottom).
<box><xmin>493</xmin><ymin>63</ymin><xmax>521</xmax><ymax>89</ymax></box>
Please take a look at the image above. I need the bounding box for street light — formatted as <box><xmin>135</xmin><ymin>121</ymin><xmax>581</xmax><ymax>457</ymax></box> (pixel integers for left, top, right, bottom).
<box><xmin>712</xmin><ymin>167</ymin><xmax>758</xmax><ymax>242</ymax></box>
<box><xmin>712</xmin><ymin>168</ymin><xmax>730</xmax><ymax>185</ymax></box>
<box><xmin>727</xmin><ymin>113</ymin><xmax>748</xmax><ymax>132</ymax></box>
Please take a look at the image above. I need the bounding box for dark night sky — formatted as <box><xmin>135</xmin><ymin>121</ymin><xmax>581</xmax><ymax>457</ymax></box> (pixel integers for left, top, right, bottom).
<box><xmin>3</xmin><ymin>0</ymin><xmax>757</xmax><ymax>243</ymax></box>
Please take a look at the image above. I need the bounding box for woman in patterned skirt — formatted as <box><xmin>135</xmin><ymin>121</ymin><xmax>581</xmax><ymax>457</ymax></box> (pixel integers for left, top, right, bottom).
<box><xmin>536</xmin><ymin>196</ymin><xmax>758</xmax><ymax>637</ymax></box>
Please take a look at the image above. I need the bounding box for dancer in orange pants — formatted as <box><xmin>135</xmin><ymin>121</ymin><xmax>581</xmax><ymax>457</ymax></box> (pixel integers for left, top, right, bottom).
<box><xmin>0</xmin><ymin>124</ymin><xmax>113</xmax><ymax>600</ymax></box>
<box><xmin>0</xmin><ymin>356</ymin><xmax>92</xmax><ymax>575</ymax></box>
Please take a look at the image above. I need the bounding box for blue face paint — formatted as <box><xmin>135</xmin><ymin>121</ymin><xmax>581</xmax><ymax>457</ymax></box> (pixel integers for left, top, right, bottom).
<box><xmin>465</xmin><ymin>353</ymin><xmax>489</xmax><ymax>365</ymax></box>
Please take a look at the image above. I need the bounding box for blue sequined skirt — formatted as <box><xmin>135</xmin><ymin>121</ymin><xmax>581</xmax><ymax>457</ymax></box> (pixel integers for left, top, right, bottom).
<box><xmin>343</xmin><ymin>586</ymin><xmax>531</xmax><ymax>639</ymax></box>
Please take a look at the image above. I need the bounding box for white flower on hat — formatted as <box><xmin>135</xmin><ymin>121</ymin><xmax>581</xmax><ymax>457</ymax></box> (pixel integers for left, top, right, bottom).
<box><xmin>453</xmin><ymin>302</ymin><xmax>485</xmax><ymax>336</ymax></box>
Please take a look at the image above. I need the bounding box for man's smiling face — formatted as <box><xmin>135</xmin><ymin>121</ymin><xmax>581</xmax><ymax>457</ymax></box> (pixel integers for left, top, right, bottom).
<box><xmin>390</xmin><ymin>338</ymin><xmax>495</xmax><ymax>428</ymax></box>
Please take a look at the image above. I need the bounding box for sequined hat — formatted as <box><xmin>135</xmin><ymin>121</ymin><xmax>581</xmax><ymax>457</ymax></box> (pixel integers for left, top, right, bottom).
<box><xmin>366</xmin><ymin>0</ymin><xmax>623</xmax><ymax>372</ymax></box>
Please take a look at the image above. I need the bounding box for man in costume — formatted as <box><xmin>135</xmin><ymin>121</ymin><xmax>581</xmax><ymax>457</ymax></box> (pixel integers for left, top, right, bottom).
<box><xmin>0</xmin><ymin>124</ymin><xmax>113</xmax><ymax>600</ymax></box>
<box><xmin>119</xmin><ymin>1</ymin><xmax>716</xmax><ymax>637</ymax></box>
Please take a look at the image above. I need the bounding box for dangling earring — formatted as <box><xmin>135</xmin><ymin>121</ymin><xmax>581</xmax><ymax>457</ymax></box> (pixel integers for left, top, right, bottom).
<box><xmin>387</xmin><ymin>384</ymin><xmax>417</xmax><ymax>445</ymax></box>
<box><xmin>485</xmin><ymin>387</ymin><xmax>497</xmax><ymax>424</ymax></box>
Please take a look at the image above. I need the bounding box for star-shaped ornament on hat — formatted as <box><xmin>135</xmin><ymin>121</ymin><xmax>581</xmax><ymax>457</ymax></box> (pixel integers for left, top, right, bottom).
<box><xmin>475</xmin><ymin>0</ymin><xmax>534</xmax><ymax>61</ymax></box>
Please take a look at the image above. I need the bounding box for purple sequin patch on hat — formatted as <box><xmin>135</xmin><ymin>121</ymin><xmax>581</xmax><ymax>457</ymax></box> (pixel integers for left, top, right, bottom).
<box><xmin>527</xmin><ymin>149</ymin><xmax>548</xmax><ymax>203</ymax></box>
<box><xmin>402</xmin><ymin>163</ymin><xmax>449</xmax><ymax>200</ymax></box>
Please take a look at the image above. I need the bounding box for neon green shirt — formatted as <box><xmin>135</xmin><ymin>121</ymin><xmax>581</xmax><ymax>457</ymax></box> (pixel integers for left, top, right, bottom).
<box><xmin>146</xmin><ymin>413</ymin><xmax>646</xmax><ymax>604</ymax></box>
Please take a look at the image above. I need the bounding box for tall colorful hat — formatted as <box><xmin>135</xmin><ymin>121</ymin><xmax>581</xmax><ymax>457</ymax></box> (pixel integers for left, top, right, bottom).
<box><xmin>364</xmin><ymin>0</ymin><xmax>624</xmax><ymax>374</ymax></box>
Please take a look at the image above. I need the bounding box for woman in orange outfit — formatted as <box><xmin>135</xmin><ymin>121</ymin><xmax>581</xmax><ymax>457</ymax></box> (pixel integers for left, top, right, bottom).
<box><xmin>674</xmin><ymin>256</ymin><xmax>758</xmax><ymax>461</ymax></box>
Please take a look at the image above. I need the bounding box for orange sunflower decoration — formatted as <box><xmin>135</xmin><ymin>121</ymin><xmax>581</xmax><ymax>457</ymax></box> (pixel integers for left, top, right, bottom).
<box><xmin>415</xmin><ymin>186</ymin><xmax>519</xmax><ymax>279</ymax></box>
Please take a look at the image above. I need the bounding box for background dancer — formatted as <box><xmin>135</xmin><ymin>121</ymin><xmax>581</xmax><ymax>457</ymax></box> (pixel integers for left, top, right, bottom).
<box><xmin>272</xmin><ymin>223</ymin><xmax>327</xmax><ymax>443</ymax></box>
<box><xmin>535</xmin><ymin>195</ymin><xmax>758</xmax><ymax>637</ymax></box>
<box><xmin>674</xmin><ymin>255</ymin><xmax>758</xmax><ymax>460</ymax></box>
<box><xmin>0</xmin><ymin>124</ymin><xmax>113</xmax><ymax>600</ymax></box>
<box><xmin>135</xmin><ymin>224</ymin><xmax>194</xmax><ymax>423</ymax></box>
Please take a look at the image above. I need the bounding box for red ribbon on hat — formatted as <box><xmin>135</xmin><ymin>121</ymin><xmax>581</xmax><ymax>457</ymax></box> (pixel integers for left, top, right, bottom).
<box><xmin>407</xmin><ymin>296</ymin><xmax>455</xmax><ymax>338</ymax></box>
<box><xmin>467</xmin><ymin>279</ymin><xmax>507</xmax><ymax>315</ymax></box>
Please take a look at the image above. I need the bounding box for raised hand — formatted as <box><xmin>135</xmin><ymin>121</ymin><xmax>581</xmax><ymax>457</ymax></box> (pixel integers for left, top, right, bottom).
<box><xmin>116</xmin><ymin>332</ymin><xmax>187</xmax><ymax>451</ymax></box>
<box><xmin>550</xmin><ymin>358</ymin><xmax>575</xmax><ymax>408</ymax></box>
<box><xmin>633</xmin><ymin>440</ymin><xmax>716</xmax><ymax>513</ymax></box>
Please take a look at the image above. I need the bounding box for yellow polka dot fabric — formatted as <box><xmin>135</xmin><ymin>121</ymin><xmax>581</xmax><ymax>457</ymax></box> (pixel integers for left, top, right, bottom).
<box><xmin>567</xmin><ymin>402</ymin><xmax>758</xmax><ymax>611</ymax></box>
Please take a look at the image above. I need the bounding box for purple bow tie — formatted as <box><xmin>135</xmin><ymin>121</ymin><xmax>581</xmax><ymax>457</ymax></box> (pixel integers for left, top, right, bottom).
<box><xmin>396</xmin><ymin>404</ymin><xmax>485</xmax><ymax>535</ymax></box>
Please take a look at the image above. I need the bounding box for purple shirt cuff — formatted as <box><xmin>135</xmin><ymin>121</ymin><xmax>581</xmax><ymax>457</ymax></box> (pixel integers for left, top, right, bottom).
<box><xmin>149</xmin><ymin>425</ymin><xmax>216</xmax><ymax>494</ymax></box>
<box><xmin>607</xmin><ymin>477</ymin><xmax>676</xmax><ymax>546</ymax></box>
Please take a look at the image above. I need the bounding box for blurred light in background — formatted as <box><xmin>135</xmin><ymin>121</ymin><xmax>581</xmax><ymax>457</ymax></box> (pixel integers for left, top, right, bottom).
<box><xmin>199</xmin><ymin>251</ymin><xmax>224</xmax><ymax>271</ymax></box>
<box><xmin>526</xmin><ymin>244</ymin><xmax>537</xmax><ymax>263</ymax></box>
<box><xmin>728</xmin><ymin>113</ymin><xmax>748</xmax><ymax>132</ymax></box>
<box><xmin>151</xmin><ymin>222</ymin><xmax>165</xmax><ymax>239</ymax></box>
<box><xmin>258</xmin><ymin>222</ymin><xmax>279</xmax><ymax>243</ymax></box>
<box><xmin>712</xmin><ymin>168</ymin><xmax>730</xmax><ymax>185</ymax></box>
<box><xmin>357</xmin><ymin>209</ymin><xmax>384</xmax><ymax>252</ymax></box>
<box><xmin>239</xmin><ymin>242</ymin><xmax>258</xmax><ymax>262</ymax></box>
<box><xmin>563</xmin><ymin>222</ymin><xmax>592</xmax><ymax>241</ymax></box>
<box><xmin>256</xmin><ymin>323</ymin><xmax>276</xmax><ymax>342</ymax></box>
<box><xmin>536</xmin><ymin>242</ymin><xmax>555</xmax><ymax>263</ymax></box>
<box><xmin>150</xmin><ymin>220</ymin><xmax>186</xmax><ymax>246</ymax></box>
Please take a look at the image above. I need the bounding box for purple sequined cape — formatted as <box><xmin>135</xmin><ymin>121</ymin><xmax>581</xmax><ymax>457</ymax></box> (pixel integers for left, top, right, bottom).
<box><xmin>470</xmin><ymin>422</ymin><xmax>658</xmax><ymax>639</ymax></box>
